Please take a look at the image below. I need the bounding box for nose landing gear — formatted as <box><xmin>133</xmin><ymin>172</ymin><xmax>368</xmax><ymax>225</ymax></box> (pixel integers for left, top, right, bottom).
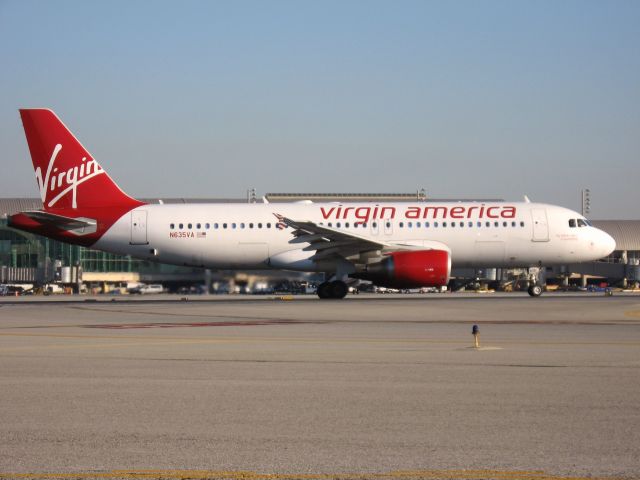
<box><xmin>527</xmin><ymin>284</ymin><xmax>543</xmax><ymax>297</ymax></box>
<box><xmin>526</xmin><ymin>267</ymin><xmax>545</xmax><ymax>297</ymax></box>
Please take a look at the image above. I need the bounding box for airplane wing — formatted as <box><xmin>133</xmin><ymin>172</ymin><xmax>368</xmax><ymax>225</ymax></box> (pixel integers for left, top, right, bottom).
<box><xmin>274</xmin><ymin>214</ymin><xmax>426</xmax><ymax>262</ymax></box>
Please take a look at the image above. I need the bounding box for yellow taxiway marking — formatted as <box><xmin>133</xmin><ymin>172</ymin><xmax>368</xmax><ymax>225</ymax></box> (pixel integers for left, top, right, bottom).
<box><xmin>0</xmin><ymin>331</ymin><xmax>639</xmax><ymax>353</ymax></box>
<box><xmin>624</xmin><ymin>310</ymin><xmax>640</xmax><ymax>319</ymax></box>
<box><xmin>2</xmin><ymin>329</ymin><xmax>640</xmax><ymax>352</ymax></box>
<box><xmin>0</xmin><ymin>470</ymin><xmax>627</xmax><ymax>480</ymax></box>
<box><xmin>1</xmin><ymin>331</ymin><xmax>640</xmax><ymax>346</ymax></box>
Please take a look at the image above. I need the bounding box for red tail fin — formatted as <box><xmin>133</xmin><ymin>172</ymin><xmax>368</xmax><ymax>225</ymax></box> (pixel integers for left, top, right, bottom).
<box><xmin>19</xmin><ymin>109</ymin><xmax>143</xmax><ymax>211</ymax></box>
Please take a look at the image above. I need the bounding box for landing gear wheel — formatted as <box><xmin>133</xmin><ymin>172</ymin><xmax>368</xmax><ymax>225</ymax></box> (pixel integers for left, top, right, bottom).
<box><xmin>317</xmin><ymin>282</ymin><xmax>331</xmax><ymax>299</ymax></box>
<box><xmin>317</xmin><ymin>281</ymin><xmax>348</xmax><ymax>299</ymax></box>
<box><xmin>528</xmin><ymin>284</ymin><xmax>543</xmax><ymax>297</ymax></box>
<box><xmin>329</xmin><ymin>281</ymin><xmax>348</xmax><ymax>299</ymax></box>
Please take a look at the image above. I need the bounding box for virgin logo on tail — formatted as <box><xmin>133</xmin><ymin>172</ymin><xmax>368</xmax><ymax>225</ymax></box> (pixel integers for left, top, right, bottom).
<box><xmin>35</xmin><ymin>143</ymin><xmax>105</xmax><ymax>209</ymax></box>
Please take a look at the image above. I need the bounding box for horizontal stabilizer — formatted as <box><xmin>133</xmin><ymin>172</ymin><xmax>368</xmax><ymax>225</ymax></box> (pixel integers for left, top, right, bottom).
<box><xmin>21</xmin><ymin>210</ymin><xmax>97</xmax><ymax>234</ymax></box>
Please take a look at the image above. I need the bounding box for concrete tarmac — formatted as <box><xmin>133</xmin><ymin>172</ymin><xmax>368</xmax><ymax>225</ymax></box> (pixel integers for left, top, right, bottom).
<box><xmin>0</xmin><ymin>293</ymin><xmax>639</xmax><ymax>479</ymax></box>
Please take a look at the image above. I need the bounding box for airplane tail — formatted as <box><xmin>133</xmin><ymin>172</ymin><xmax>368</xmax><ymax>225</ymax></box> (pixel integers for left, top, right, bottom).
<box><xmin>19</xmin><ymin>109</ymin><xmax>143</xmax><ymax>211</ymax></box>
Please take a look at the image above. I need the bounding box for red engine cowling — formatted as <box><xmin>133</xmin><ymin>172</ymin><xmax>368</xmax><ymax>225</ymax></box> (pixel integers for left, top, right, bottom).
<box><xmin>356</xmin><ymin>249</ymin><xmax>451</xmax><ymax>289</ymax></box>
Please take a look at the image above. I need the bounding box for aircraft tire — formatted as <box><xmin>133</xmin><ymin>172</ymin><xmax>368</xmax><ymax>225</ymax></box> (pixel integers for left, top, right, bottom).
<box><xmin>329</xmin><ymin>280</ymin><xmax>348</xmax><ymax>299</ymax></box>
<box><xmin>528</xmin><ymin>284</ymin><xmax>543</xmax><ymax>297</ymax></box>
<box><xmin>317</xmin><ymin>281</ymin><xmax>348</xmax><ymax>299</ymax></box>
<box><xmin>317</xmin><ymin>282</ymin><xmax>331</xmax><ymax>299</ymax></box>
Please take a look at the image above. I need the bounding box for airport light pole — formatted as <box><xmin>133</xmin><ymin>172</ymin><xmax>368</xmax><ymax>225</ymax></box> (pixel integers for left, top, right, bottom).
<box><xmin>581</xmin><ymin>189</ymin><xmax>591</xmax><ymax>217</ymax></box>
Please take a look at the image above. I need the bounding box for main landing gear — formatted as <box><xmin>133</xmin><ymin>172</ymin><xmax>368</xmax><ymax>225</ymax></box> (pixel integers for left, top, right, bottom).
<box><xmin>317</xmin><ymin>280</ymin><xmax>348</xmax><ymax>299</ymax></box>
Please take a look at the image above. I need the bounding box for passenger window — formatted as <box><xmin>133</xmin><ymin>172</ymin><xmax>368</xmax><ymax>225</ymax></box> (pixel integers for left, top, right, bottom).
<box><xmin>214</xmin><ymin>223</ymin><xmax>219</xmax><ymax>229</ymax></box>
<box><xmin>399</xmin><ymin>222</ymin><xmax>404</xmax><ymax>228</ymax></box>
<box><xmin>196</xmin><ymin>223</ymin><xmax>201</xmax><ymax>229</ymax></box>
<box><xmin>520</xmin><ymin>221</ymin><xmax>525</xmax><ymax>227</ymax></box>
<box><xmin>336</xmin><ymin>222</ymin><xmax>341</xmax><ymax>228</ymax></box>
<box><xmin>425</xmin><ymin>222</ymin><xmax>430</xmax><ymax>228</ymax></box>
<box><xmin>434</xmin><ymin>222</ymin><xmax>438</xmax><ymax>228</ymax></box>
<box><xmin>386</xmin><ymin>222</ymin><xmax>391</xmax><ymax>228</ymax></box>
<box><xmin>179</xmin><ymin>223</ymin><xmax>184</xmax><ymax>229</ymax></box>
<box><xmin>485</xmin><ymin>221</ymin><xmax>490</xmax><ymax>227</ymax></box>
<box><xmin>468</xmin><ymin>222</ymin><xmax>473</xmax><ymax>227</ymax></box>
<box><xmin>372</xmin><ymin>222</ymin><xmax>376</xmax><ymax>228</ymax></box>
<box><xmin>511</xmin><ymin>222</ymin><xmax>516</xmax><ymax>227</ymax></box>
<box><xmin>188</xmin><ymin>223</ymin><xmax>193</xmax><ymax>229</ymax></box>
<box><xmin>240</xmin><ymin>223</ymin><xmax>245</xmax><ymax>229</ymax></box>
<box><xmin>223</xmin><ymin>223</ymin><xmax>227</xmax><ymax>229</ymax></box>
<box><xmin>443</xmin><ymin>222</ymin><xmax>447</xmax><ymax>227</ymax></box>
<box><xmin>451</xmin><ymin>222</ymin><xmax>455</xmax><ymax>228</ymax></box>
<box><xmin>494</xmin><ymin>221</ymin><xmax>499</xmax><ymax>227</ymax></box>
<box><xmin>503</xmin><ymin>221</ymin><xmax>507</xmax><ymax>227</ymax></box>
<box><xmin>205</xmin><ymin>223</ymin><xmax>210</xmax><ymax>229</ymax></box>
<box><xmin>258</xmin><ymin>223</ymin><xmax>262</xmax><ymax>228</ymax></box>
<box><xmin>408</xmin><ymin>222</ymin><xmax>412</xmax><ymax>228</ymax></box>
<box><xmin>477</xmin><ymin>222</ymin><xmax>482</xmax><ymax>227</ymax></box>
<box><xmin>416</xmin><ymin>222</ymin><xmax>421</xmax><ymax>227</ymax></box>
<box><xmin>267</xmin><ymin>223</ymin><xmax>271</xmax><ymax>228</ymax></box>
<box><xmin>249</xmin><ymin>223</ymin><xmax>254</xmax><ymax>228</ymax></box>
<box><xmin>328</xmin><ymin>222</ymin><xmax>332</xmax><ymax>227</ymax></box>
<box><xmin>232</xmin><ymin>223</ymin><xmax>237</xmax><ymax>229</ymax></box>
<box><xmin>362</xmin><ymin>222</ymin><xmax>367</xmax><ymax>228</ymax></box>
<box><xmin>345</xmin><ymin>222</ymin><xmax>350</xmax><ymax>228</ymax></box>
<box><xmin>460</xmin><ymin>222</ymin><xmax>464</xmax><ymax>227</ymax></box>
<box><xmin>170</xmin><ymin>223</ymin><xmax>175</xmax><ymax>230</ymax></box>
<box><xmin>569</xmin><ymin>219</ymin><xmax>576</xmax><ymax>228</ymax></box>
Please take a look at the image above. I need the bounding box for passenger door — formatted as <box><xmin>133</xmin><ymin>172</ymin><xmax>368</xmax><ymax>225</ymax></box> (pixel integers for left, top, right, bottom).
<box><xmin>531</xmin><ymin>209</ymin><xmax>550</xmax><ymax>242</ymax></box>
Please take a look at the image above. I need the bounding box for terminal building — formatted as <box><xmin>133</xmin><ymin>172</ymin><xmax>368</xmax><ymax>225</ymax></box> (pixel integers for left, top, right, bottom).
<box><xmin>1</xmin><ymin>196</ymin><xmax>639</xmax><ymax>292</ymax></box>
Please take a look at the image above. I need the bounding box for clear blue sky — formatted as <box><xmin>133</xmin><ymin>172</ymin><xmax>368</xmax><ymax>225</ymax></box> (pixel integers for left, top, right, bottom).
<box><xmin>1</xmin><ymin>0</ymin><xmax>638</xmax><ymax>218</ymax></box>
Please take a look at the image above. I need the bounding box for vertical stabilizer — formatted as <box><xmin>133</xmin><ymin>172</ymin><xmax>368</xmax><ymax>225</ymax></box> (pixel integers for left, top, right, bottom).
<box><xmin>19</xmin><ymin>109</ymin><xmax>143</xmax><ymax>211</ymax></box>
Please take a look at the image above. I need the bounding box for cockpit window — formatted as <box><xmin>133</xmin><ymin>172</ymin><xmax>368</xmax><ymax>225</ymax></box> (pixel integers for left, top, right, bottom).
<box><xmin>577</xmin><ymin>219</ymin><xmax>588</xmax><ymax>227</ymax></box>
<box><xmin>569</xmin><ymin>219</ymin><xmax>576</xmax><ymax>228</ymax></box>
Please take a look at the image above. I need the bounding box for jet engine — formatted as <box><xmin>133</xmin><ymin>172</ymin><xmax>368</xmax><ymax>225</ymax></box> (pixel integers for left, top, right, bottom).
<box><xmin>355</xmin><ymin>249</ymin><xmax>451</xmax><ymax>289</ymax></box>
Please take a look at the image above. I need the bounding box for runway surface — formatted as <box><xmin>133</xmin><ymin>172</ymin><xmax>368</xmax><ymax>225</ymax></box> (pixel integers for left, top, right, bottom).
<box><xmin>1</xmin><ymin>293</ymin><xmax>639</xmax><ymax>479</ymax></box>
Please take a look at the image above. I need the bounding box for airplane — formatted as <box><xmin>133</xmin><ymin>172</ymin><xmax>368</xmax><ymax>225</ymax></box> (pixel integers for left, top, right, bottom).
<box><xmin>8</xmin><ymin>109</ymin><xmax>616</xmax><ymax>299</ymax></box>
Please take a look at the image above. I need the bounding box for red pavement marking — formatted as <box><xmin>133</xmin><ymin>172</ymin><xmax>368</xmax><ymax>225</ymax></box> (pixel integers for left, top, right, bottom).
<box><xmin>84</xmin><ymin>319</ymin><xmax>304</xmax><ymax>329</ymax></box>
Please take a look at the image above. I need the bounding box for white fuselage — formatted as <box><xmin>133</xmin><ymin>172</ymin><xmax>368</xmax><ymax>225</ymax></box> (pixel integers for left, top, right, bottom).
<box><xmin>94</xmin><ymin>201</ymin><xmax>616</xmax><ymax>272</ymax></box>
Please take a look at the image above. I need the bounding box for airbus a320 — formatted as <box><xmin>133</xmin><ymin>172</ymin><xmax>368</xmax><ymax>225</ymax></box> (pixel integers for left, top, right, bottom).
<box><xmin>9</xmin><ymin>109</ymin><xmax>616</xmax><ymax>298</ymax></box>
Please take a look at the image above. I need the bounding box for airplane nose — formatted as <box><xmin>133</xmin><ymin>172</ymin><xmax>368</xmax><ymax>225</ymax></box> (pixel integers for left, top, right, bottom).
<box><xmin>600</xmin><ymin>230</ymin><xmax>616</xmax><ymax>257</ymax></box>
